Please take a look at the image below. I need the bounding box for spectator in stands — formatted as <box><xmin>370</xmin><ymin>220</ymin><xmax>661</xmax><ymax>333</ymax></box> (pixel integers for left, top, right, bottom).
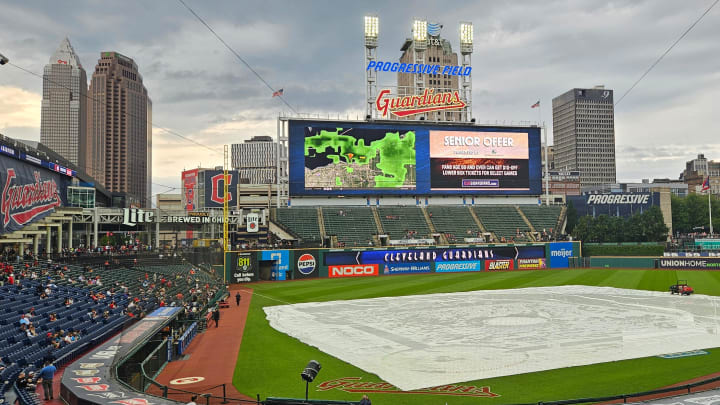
<box><xmin>89</xmin><ymin>308</ymin><xmax>98</xmax><ymax>319</ymax></box>
<box><xmin>0</xmin><ymin>355</ymin><xmax>6</xmax><ymax>372</ymax></box>
<box><xmin>27</xmin><ymin>307</ymin><xmax>36</xmax><ymax>318</ymax></box>
<box><xmin>65</xmin><ymin>297</ymin><xmax>74</xmax><ymax>307</ymax></box>
<box><xmin>27</xmin><ymin>324</ymin><xmax>38</xmax><ymax>337</ymax></box>
<box><xmin>49</xmin><ymin>312</ymin><xmax>57</xmax><ymax>322</ymax></box>
<box><xmin>16</xmin><ymin>371</ymin><xmax>37</xmax><ymax>391</ymax></box>
<box><xmin>359</xmin><ymin>395</ymin><xmax>371</xmax><ymax>405</ymax></box>
<box><xmin>19</xmin><ymin>313</ymin><xmax>30</xmax><ymax>327</ymax></box>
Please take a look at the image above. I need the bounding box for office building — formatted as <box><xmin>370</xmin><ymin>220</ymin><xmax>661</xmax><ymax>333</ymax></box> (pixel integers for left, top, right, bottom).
<box><xmin>87</xmin><ymin>52</ymin><xmax>152</xmax><ymax>206</ymax></box>
<box><xmin>395</xmin><ymin>22</ymin><xmax>469</xmax><ymax>122</ymax></box>
<box><xmin>40</xmin><ymin>37</ymin><xmax>87</xmax><ymax>167</ymax></box>
<box><xmin>231</xmin><ymin>136</ymin><xmax>277</xmax><ymax>184</ymax></box>
<box><xmin>552</xmin><ymin>86</ymin><xmax>616</xmax><ymax>186</ymax></box>
<box><xmin>681</xmin><ymin>154</ymin><xmax>720</xmax><ymax>195</ymax></box>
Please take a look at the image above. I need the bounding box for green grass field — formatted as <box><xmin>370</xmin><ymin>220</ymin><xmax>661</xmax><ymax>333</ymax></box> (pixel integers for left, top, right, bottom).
<box><xmin>233</xmin><ymin>269</ymin><xmax>720</xmax><ymax>404</ymax></box>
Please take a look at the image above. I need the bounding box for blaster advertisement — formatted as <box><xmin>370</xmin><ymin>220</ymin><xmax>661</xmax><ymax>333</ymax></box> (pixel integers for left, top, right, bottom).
<box><xmin>429</xmin><ymin>131</ymin><xmax>530</xmax><ymax>191</ymax></box>
<box><xmin>485</xmin><ymin>259</ymin><xmax>514</xmax><ymax>271</ymax></box>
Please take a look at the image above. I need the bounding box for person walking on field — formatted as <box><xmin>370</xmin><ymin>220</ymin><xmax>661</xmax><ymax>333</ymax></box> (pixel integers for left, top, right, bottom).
<box><xmin>235</xmin><ymin>291</ymin><xmax>241</xmax><ymax>306</ymax></box>
<box><xmin>212</xmin><ymin>308</ymin><xmax>220</xmax><ymax>327</ymax></box>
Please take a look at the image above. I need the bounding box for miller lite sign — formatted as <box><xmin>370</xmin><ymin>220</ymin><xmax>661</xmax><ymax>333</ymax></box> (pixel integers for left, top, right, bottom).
<box><xmin>0</xmin><ymin>162</ymin><xmax>69</xmax><ymax>234</ymax></box>
<box><xmin>246</xmin><ymin>213</ymin><xmax>259</xmax><ymax>233</ymax></box>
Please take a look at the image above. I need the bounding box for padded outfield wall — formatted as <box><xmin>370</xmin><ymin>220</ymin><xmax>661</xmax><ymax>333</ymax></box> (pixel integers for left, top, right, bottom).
<box><xmin>224</xmin><ymin>242</ymin><xmax>580</xmax><ymax>283</ymax></box>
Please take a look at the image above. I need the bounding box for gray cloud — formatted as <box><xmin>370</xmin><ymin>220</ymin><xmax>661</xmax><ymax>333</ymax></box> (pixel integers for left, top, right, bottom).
<box><xmin>1</xmin><ymin>0</ymin><xmax>719</xmax><ymax>198</ymax></box>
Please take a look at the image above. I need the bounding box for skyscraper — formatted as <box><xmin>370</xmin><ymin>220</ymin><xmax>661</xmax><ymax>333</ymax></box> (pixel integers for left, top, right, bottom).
<box><xmin>40</xmin><ymin>37</ymin><xmax>87</xmax><ymax>167</ymax></box>
<box><xmin>87</xmin><ymin>52</ymin><xmax>151</xmax><ymax>206</ymax></box>
<box><xmin>552</xmin><ymin>86</ymin><xmax>616</xmax><ymax>186</ymax></box>
<box><xmin>231</xmin><ymin>136</ymin><xmax>277</xmax><ymax>184</ymax></box>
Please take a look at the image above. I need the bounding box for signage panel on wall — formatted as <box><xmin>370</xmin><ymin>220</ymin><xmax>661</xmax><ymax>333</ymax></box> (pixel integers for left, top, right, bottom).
<box><xmin>288</xmin><ymin>120</ymin><xmax>542</xmax><ymax>196</ymax></box>
<box><xmin>233</xmin><ymin>253</ymin><xmax>257</xmax><ymax>283</ymax></box>
<box><xmin>0</xmin><ymin>156</ymin><xmax>70</xmax><ymax>234</ymax></box>
<box><xmin>260</xmin><ymin>250</ymin><xmax>290</xmax><ymax>281</ymax></box>
<box><xmin>203</xmin><ymin>170</ymin><xmax>239</xmax><ymax>208</ymax></box>
<box><xmin>548</xmin><ymin>242</ymin><xmax>574</xmax><ymax>268</ymax></box>
<box><xmin>657</xmin><ymin>258</ymin><xmax>720</xmax><ymax>270</ymax></box>
<box><xmin>293</xmin><ymin>251</ymin><xmax>320</xmax><ymax>279</ymax></box>
<box><xmin>329</xmin><ymin>264</ymin><xmax>379</xmax><ymax>278</ymax></box>
<box><xmin>517</xmin><ymin>258</ymin><xmax>547</xmax><ymax>270</ymax></box>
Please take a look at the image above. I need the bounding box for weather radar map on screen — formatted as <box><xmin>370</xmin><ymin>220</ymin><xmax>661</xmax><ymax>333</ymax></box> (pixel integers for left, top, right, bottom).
<box><xmin>304</xmin><ymin>126</ymin><xmax>416</xmax><ymax>190</ymax></box>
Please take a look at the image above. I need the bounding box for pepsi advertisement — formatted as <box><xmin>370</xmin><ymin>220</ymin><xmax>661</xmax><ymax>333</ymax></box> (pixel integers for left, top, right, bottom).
<box><xmin>293</xmin><ymin>250</ymin><xmax>320</xmax><ymax>279</ymax></box>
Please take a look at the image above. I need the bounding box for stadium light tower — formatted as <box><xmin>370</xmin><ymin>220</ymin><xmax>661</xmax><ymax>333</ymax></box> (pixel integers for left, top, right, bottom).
<box><xmin>364</xmin><ymin>15</ymin><xmax>379</xmax><ymax>120</ymax></box>
<box><xmin>459</xmin><ymin>22</ymin><xmax>473</xmax><ymax>122</ymax></box>
<box><xmin>412</xmin><ymin>19</ymin><xmax>428</xmax><ymax>119</ymax></box>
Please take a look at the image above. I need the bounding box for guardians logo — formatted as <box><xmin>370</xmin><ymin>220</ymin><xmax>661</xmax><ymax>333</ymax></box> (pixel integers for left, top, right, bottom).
<box><xmin>376</xmin><ymin>88</ymin><xmax>466</xmax><ymax>118</ymax></box>
<box><xmin>316</xmin><ymin>377</ymin><xmax>499</xmax><ymax>398</ymax></box>
<box><xmin>2</xmin><ymin>169</ymin><xmax>61</xmax><ymax>228</ymax></box>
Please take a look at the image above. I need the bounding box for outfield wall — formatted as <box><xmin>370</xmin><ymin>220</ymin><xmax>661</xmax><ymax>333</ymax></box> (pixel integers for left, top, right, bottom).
<box><xmin>224</xmin><ymin>241</ymin><xmax>581</xmax><ymax>283</ymax></box>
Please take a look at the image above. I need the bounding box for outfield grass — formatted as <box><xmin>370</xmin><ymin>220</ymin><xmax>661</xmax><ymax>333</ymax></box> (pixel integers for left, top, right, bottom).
<box><xmin>233</xmin><ymin>269</ymin><xmax>720</xmax><ymax>404</ymax></box>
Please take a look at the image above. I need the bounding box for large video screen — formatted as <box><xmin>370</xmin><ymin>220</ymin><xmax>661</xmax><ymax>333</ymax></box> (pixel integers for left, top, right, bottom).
<box><xmin>304</xmin><ymin>126</ymin><xmax>416</xmax><ymax>190</ymax></box>
<box><xmin>429</xmin><ymin>131</ymin><xmax>529</xmax><ymax>190</ymax></box>
<box><xmin>288</xmin><ymin>120</ymin><xmax>541</xmax><ymax>196</ymax></box>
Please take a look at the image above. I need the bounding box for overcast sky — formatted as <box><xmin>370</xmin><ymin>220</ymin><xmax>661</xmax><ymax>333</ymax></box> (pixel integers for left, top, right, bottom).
<box><xmin>1</xmin><ymin>0</ymin><xmax>718</xmax><ymax>199</ymax></box>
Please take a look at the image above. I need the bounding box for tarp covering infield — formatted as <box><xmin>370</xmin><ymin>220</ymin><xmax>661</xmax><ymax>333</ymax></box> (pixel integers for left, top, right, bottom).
<box><xmin>264</xmin><ymin>286</ymin><xmax>720</xmax><ymax>392</ymax></box>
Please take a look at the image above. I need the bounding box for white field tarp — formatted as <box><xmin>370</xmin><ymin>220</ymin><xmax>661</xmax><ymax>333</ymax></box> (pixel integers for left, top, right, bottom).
<box><xmin>264</xmin><ymin>286</ymin><xmax>720</xmax><ymax>391</ymax></box>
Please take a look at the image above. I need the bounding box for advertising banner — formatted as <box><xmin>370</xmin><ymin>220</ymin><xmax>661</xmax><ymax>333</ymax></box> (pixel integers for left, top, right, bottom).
<box><xmin>657</xmin><ymin>258</ymin><xmax>720</xmax><ymax>270</ymax></box>
<box><xmin>548</xmin><ymin>242</ymin><xmax>574</xmax><ymax>268</ymax></box>
<box><xmin>0</xmin><ymin>156</ymin><xmax>70</xmax><ymax>234</ymax></box>
<box><xmin>329</xmin><ymin>264</ymin><xmax>379</xmax><ymax>278</ymax></box>
<box><xmin>203</xmin><ymin>170</ymin><xmax>239</xmax><ymax>208</ymax></box>
<box><xmin>517</xmin><ymin>258</ymin><xmax>547</xmax><ymax>270</ymax></box>
<box><xmin>260</xmin><ymin>250</ymin><xmax>290</xmax><ymax>281</ymax></box>
<box><xmin>182</xmin><ymin>169</ymin><xmax>198</xmax><ymax>211</ymax></box>
<box><xmin>435</xmin><ymin>261</ymin><xmax>482</xmax><ymax>273</ymax></box>
<box><xmin>325</xmin><ymin>246</ymin><xmax>544</xmax><ymax>275</ymax></box>
<box><xmin>429</xmin><ymin>131</ymin><xmax>530</xmax><ymax>191</ymax></box>
<box><xmin>485</xmin><ymin>259</ymin><xmax>514</xmax><ymax>271</ymax></box>
<box><xmin>233</xmin><ymin>253</ymin><xmax>257</xmax><ymax>283</ymax></box>
<box><xmin>380</xmin><ymin>262</ymin><xmax>432</xmax><ymax>275</ymax></box>
<box><xmin>288</xmin><ymin>120</ymin><xmax>542</xmax><ymax>196</ymax></box>
<box><xmin>293</xmin><ymin>250</ymin><xmax>320</xmax><ymax>279</ymax></box>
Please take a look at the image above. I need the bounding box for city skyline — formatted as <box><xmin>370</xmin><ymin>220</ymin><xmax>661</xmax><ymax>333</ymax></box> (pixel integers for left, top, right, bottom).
<box><xmin>1</xmin><ymin>1</ymin><xmax>719</xmax><ymax>199</ymax></box>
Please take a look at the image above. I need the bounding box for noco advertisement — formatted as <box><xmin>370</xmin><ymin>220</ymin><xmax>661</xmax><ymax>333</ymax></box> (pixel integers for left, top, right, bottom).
<box><xmin>289</xmin><ymin>120</ymin><xmax>541</xmax><ymax>196</ymax></box>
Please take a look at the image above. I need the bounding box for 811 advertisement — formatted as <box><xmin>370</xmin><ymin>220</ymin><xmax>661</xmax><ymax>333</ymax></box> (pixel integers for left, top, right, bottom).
<box><xmin>324</xmin><ymin>246</ymin><xmax>545</xmax><ymax>276</ymax></box>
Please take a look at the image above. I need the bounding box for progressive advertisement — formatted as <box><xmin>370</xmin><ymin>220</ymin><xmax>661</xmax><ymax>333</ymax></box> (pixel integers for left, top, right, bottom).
<box><xmin>288</xmin><ymin>120</ymin><xmax>541</xmax><ymax>196</ymax></box>
<box><xmin>429</xmin><ymin>131</ymin><xmax>530</xmax><ymax>191</ymax></box>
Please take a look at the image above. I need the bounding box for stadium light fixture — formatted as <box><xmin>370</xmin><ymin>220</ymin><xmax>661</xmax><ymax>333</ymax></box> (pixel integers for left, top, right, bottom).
<box><xmin>413</xmin><ymin>19</ymin><xmax>428</xmax><ymax>42</ymax></box>
<box><xmin>301</xmin><ymin>360</ymin><xmax>322</xmax><ymax>402</ymax></box>
<box><xmin>364</xmin><ymin>15</ymin><xmax>379</xmax><ymax>39</ymax></box>
<box><xmin>0</xmin><ymin>53</ymin><xmax>8</xmax><ymax>65</ymax></box>
<box><xmin>459</xmin><ymin>22</ymin><xmax>473</xmax><ymax>45</ymax></box>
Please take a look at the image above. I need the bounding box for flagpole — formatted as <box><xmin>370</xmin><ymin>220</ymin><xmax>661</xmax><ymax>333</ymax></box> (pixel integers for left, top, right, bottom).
<box><xmin>710</xmin><ymin>191</ymin><xmax>714</xmax><ymax>235</ymax></box>
<box><xmin>540</xmin><ymin>101</ymin><xmax>549</xmax><ymax>206</ymax></box>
